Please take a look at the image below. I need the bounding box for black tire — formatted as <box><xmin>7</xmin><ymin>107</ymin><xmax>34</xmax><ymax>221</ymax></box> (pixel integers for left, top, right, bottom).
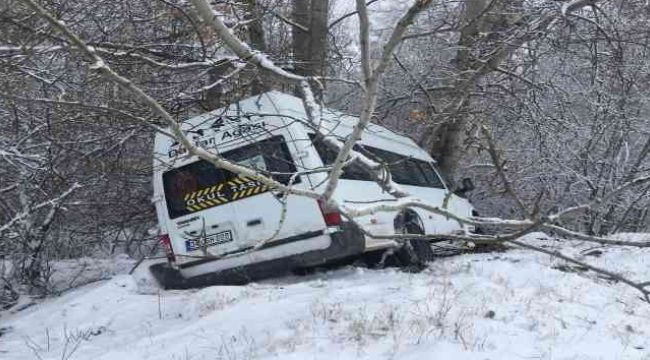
<box><xmin>149</xmin><ymin>262</ymin><xmax>189</xmax><ymax>289</ymax></box>
<box><xmin>394</xmin><ymin>211</ymin><xmax>436</xmax><ymax>269</ymax></box>
<box><xmin>409</xmin><ymin>238</ymin><xmax>437</xmax><ymax>263</ymax></box>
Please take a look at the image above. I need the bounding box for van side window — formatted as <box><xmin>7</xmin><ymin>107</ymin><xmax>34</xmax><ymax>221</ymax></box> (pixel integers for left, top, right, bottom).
<box><xmin>162</xmin><ymin>136</ymin><xmax>299</xmax><ymax>218</ymax></box>
<box><xmin>360</xmin><ymin>146</ymin><xmax>445</xmax><ymax>189</ymax></box>
<box><xmin>225</xmin><ymin>136</ymin><xmax>300</xmax><ymax>185</ymax></box>
<box><xmin>306</xmin><ymin>134</ymin><xmax>444</xmax><ymax>189</ymax></box>
<box><xmin>416</xmin><ymin>162</ymin><xmax>445</xmax><ymax>189</ymax></box>
<box><xmin>308</xmin><ymin>134</ymin><xmax>373</xmax><ymax>181</ymax></box>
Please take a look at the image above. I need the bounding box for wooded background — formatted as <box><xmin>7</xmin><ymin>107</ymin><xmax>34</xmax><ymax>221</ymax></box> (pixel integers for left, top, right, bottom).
<box><xmin>1</xmin><ymin>0</ymin><xmax>649</xmax><ymax>304</ymax></box>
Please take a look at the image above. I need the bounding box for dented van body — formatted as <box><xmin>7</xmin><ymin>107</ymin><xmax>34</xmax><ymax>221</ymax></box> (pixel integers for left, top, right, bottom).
<box><xmin>151</xmin><ymin>91</ymin><xmax>475</xmax><ymax>287</ymax></box>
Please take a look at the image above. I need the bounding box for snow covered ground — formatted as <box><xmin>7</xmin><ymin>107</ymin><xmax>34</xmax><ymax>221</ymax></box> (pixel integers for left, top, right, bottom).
<box><xmin>2</xmin><ymin>233</ymin><xmax>650</xmax><ymax>360</ymax></box>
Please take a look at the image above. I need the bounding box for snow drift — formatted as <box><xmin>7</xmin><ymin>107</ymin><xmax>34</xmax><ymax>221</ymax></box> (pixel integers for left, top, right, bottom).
<box><xmin>1</xmin><ymin>233</ymin><xmax>649</xmax><ymax>359</ymax></box>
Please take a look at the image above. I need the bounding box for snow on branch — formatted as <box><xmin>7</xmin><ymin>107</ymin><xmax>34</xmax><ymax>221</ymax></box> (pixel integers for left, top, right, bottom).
<box><xmin>19</xmin><ymin>0</ymin><xmax>319</xmax><ymax>202</ymax></box>
<box><xmin>188</xmin><ymin>0</ymin><xmax>409</xmax><ymax>200</ymax></box>
<box><xmin>510</xmin><ymin>239</ymin><xmax>650</xmax><ymax>302</ymax></box>
<box><xmin>0</xmin><ymin>183</ymin><xmax>81</xmax><ymax>235</ymax></box>
<box><xmin>562</xmin><ymin>0</ymin><xmax>597</xmax><ymax>17</ymax></box>
<box><xmin>548</xmin><ymin>174</ymin><xmax>650</xmax><ymax>222</ymax></box>
<box><xmin>189</xmin><ymin>0</ymin><xmax>304</xmax><ymax>81</ymax></box>
<box><xmin>92</xmin><ymin>47</ymin><xmax>238</xmax><ymax>70</ymax></box>
<box><xmin>180</xmin><ymin>0</ymin><xmax>649</xmax><ymax>256</ymax></box>
<box><xmin>320</xmin><ymin>0</ymin><xmax>433</xmax><ymax>202</ymax></box>
<box><xmin>18</xmin><ymin>0</ymin><xmax>650</xmax><ymax>300</ymax></box>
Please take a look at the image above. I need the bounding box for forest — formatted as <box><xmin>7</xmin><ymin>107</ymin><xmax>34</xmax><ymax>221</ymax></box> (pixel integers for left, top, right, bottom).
<box><xmin>1</xmin><ymin>1</ymin><xmax>650</xmax><ymax>357</ymax></box>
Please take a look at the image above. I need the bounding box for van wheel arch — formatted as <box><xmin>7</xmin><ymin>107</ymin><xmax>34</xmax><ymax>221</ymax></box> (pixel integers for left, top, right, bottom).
<box><xmin>393</xmin><ymin>210</ymin><xmax>436</xmax><ymax>268</ymax></box>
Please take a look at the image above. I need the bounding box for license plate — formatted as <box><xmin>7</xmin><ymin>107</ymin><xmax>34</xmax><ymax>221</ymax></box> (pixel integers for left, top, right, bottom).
<box><xmin>185</xmin><ymin>230</ymin><xmax>233</xmax><ymax>251</ymax></box>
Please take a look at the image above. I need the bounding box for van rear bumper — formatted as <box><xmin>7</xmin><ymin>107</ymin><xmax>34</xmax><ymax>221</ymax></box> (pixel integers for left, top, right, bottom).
<box><xmin>150</xmin><ymin>222</ymin><xmax>366</xmax><ymax>289</ymax></box>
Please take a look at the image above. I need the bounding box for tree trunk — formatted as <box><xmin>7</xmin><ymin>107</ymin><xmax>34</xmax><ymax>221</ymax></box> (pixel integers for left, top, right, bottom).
<box><xmin>428</xmin><ymin>0</ymin><xmax>520</xmax><ymax>182</ymax></box>
<box><xmin>203</xmin><ymin>1</ymin><xmax>268</xmax><ymax>109</ymax></box>
<box><xmin>245</xmin><ymin>0</ymin><xmax>267</xmax><ymax>95</ymax></box>
<box><xmin>291</xmin><ymin>0</ymin><xmax>329</xmax><ymax>95</ymax></box>
<box><xmin>292</xmin><ymin>0</ymin><xmax>311</xmax><ymax>77</ymax></box>
<box><xmin>308</xmin><ymin>0</ymin><xmax>329</xmax><ymax>78</ymax></box>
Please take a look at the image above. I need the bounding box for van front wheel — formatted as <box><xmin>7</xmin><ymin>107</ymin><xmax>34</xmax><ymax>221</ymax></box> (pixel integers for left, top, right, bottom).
<box><xmin>394</xmin><ymin>211</ymin><xmax>436</xmax><ymax>269</ymax></box>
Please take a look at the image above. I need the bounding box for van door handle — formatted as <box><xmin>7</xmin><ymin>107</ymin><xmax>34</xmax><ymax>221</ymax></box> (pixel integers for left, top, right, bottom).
<box><xmin>246</xmin><ymin>218</ymin><xmax>262</xmax><ymax>227</ymax></box>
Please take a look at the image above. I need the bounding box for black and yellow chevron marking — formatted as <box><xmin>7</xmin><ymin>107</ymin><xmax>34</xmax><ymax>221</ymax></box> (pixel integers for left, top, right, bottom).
<box><xmin>211</xmin><ymin>183</ymin><xmax>225</xmax><ymax>193</ymax></box>
<box><xmin>185</xmin><ymin>196</ymin><xmax>231</xmax><ymax>212</ymax></box>
<box><xmin>184</xmin><ymin>183</ymin><xmax>226</xmax><ymax>202</ymax></box>
<box><xmin>230</xmin><ymin>184</ymin><xmax>267</xmax><ymax>201</ymax></box>
<box><xmin>227</xmin><ymin>176</ymin><xmax>251</xmax><ymax>186</ymax></box>
<box><xmin>183</xmin><ymin>179</ymin><xmax>269</xmax><ymax>213</ymax></box>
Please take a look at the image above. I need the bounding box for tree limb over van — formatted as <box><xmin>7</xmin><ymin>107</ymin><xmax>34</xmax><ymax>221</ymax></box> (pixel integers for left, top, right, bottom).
<box><xmin>20</xmin><ymin>0</ymin><xmax>650</xmax><ymax>300</ymax></box>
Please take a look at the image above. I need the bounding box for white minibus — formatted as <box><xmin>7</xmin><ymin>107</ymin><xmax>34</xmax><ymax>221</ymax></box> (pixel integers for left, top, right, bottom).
<box><xmin>151</xmin><ymin>91</ymin><xmax>476</xmax><ymax>288</ymax></box>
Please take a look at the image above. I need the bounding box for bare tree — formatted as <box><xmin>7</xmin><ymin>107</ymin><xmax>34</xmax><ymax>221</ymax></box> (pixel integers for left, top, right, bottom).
<box><xmin>291</xmin><ymin>0</ymin><xmax>329</xmax><ymax>79</ymax></box>
<box><xmin>2</xmin><ymin>0</ymin><xmax>650</xmax><ymax>304</ymax></box>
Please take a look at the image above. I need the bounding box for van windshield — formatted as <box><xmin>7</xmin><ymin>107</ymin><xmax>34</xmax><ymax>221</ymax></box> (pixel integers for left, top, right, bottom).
<box><xmin>162</xmin><ymin>136</ymin><xmax>298</xmax><ymax>219</ymax></box>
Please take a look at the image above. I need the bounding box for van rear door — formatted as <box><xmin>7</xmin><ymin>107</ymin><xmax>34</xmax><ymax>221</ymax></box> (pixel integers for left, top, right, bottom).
<box><xmin>162</xmin><ymin>135</ymin><xmax>326</xmax><ymax>258</ymax></box>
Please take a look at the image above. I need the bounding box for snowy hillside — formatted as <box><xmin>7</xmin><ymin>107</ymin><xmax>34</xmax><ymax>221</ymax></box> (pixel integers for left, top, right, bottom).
<box><xmin>2</xmin><ymin>233</ymin><xmax>650</xmax><ymax>360</ymax></box>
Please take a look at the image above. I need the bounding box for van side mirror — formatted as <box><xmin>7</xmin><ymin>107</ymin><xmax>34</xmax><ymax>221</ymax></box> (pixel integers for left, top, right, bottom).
<box><xmin>454</xmin><ymin>177</ymin><xmax>475</xmax><ymax>196</ymax></box>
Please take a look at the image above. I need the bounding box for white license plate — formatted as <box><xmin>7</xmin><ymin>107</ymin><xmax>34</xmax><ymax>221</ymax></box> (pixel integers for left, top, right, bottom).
<box><xmin>185</xmin><ymin>230</ymin><xmax>233</xmax><ymax>251</ymax></box>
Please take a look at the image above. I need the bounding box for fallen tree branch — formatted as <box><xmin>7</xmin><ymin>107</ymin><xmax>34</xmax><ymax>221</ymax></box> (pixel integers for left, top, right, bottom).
<box><xmin>320</xmin><ymin>0</ymin><xmax>433</xmax><ymax>203</ymax></box>
<box><xmin>188</xmin><ymin>0</ymin><xmax>410</xmax><ymax>199</ymax></box>
<box><xmin>508</xmin><ymin>238</ymin><xmax>650</xmax><ymax>302</ymax></box>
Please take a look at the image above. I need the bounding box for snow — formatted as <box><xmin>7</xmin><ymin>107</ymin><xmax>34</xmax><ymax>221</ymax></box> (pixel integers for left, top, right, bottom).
<box><xmin>2</xmin><ymin>233</ymin><xmax>650</xmax><ymax>359</ymax></box>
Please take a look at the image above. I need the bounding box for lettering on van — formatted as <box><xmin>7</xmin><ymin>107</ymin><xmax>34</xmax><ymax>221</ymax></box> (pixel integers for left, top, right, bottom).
<box><xmin>167</xmin><ymin>121</ymin><xmax>268</xmax><ymax>158</ymax></box>
<box><xmin>168</xmin><ymin>136</ymin><xmax>217</xmax><ymax>158</ymax></box>
<box><xmin>219</xmin><ymin>121</ymin><xmax>267</xmax><ymax>141</ymax></box>
<box><xmin>183</xmin><ymin>176</ymin><xmax>269</xmax><ymax>212</ymax></box>
<box><xmin>211</xmin><ymin>114</ymin><xmax>251</xmax><ymax>129</ymax></box>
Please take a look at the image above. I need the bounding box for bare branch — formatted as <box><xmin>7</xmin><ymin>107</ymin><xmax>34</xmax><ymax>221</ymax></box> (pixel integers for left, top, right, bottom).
<box><xmin>0</xmin><ymin>183</ymin><xmax>81</xmax><ymax>234</ymax></box>
<box><xmin>356</xmin><ymin>0</ymin><xmax>372</xmax><ymax>82</ymax></box>
<box><xmin>21</xmin><ymin>0</ymin><xmax>319</xmax><ymax>201</ymax></box>
<box><xmin>509</xmin><ymin>239</ymin><xmax>650</xmax><ymax>302</ymax></box>
<box><xmin>481</xmin><ymin>125</ymin><xmax>529</xmax><ymax>217</ymax></box>
<box><xmin>321</xmin><ymin>0</ymin><xmax>433</xmax><ymax>202</ymax></box>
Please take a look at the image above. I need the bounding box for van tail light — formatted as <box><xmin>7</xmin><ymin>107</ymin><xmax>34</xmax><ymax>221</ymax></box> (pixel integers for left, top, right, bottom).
<box><xmin>318</xmin><ymin>199</ymin><xmax>342</xmax><ymax>227</ymax></box>
<box><xmin>159</xmin><ymin>234</ymin><xmax>176</xmax><ymax>263</ymax></box>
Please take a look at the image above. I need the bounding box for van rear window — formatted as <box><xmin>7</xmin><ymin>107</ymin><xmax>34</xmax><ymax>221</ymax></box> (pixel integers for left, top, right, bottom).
<box><xmin>163</xmin><ymin>136</ymin><xmax>299</xmax><ymax>219</ymax></box>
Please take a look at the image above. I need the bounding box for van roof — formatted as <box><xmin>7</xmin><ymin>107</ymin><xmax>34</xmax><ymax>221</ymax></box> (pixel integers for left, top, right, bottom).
<box><xmin>155</xmin><ymin>91</ymin><xmax>434</xmax><ymax>163</ymax></box>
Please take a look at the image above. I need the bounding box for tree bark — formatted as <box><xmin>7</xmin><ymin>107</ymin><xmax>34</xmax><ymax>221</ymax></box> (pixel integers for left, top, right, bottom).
<box><xmin>245</xmin><ymin>0</ymin><xmax>267</xmax><ymax>95</ymax></box>
<box><xmin>292</xmin><ymin>0</ymin><xmax>311</xmax><ymax>77</ymax></box>
<box><xmin>291</xmin><ymin>0</ymin><xmax>329</xmax><ymax>96</ymax></box>
<box><xmin>308</xmin><ymin>0</ymin><xmax>329</xmax><ymax>78</ymax></box>
<box><xmin>428</xmin><ymin>0</ymin><xmax>521</xmax><ymax>182</ymax></box>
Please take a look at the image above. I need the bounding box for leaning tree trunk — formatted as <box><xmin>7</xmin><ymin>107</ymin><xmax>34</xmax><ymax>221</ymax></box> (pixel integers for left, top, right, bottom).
<box><xmin>426</xmin><ymin>0</ymin><xmax>522</xmax><ymax>182</ymax></box>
